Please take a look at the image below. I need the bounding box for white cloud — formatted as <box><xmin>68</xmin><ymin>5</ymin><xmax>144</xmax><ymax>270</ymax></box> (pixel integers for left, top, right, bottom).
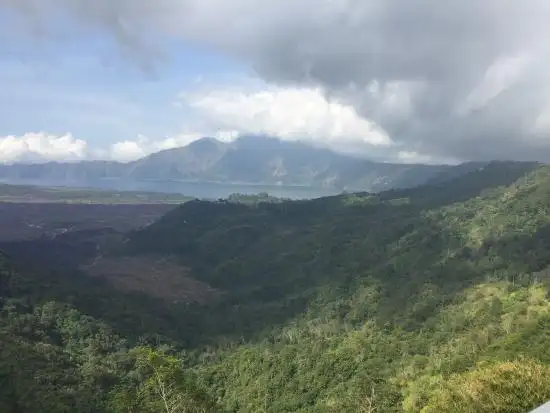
<box><xmin>108</xmin><ymin>139</ymin><xmax>148</xmax><ymax>162</ymax></box>
<box><xmin>180</xmin><ymin>82</ymin><xmax>392</xmax><ymax>151</ymax></box>
<box><xmin>107</xmin><ymin>133</ymin><xmax>201</xmax><ymax>162</ymax></box>
<box><xmin>0</xmin><ymin>128</ymin><xmax>460</xmax><ymax>166</ymax></box>
<box><xmin>532</xmin><ymin>102</ymin><xmax>550</xmax><ymax>138</ymax></box>
<box><xmin>0</xmin><ymin>130</ymin><xmax>240</xmax><ymax>164</ymax></box>
<box><xmin>457</xmin><ymin>54</ymin><xmax>533</xmax><ymax>116</ymax></box>
<box><xmin>0</xmin><ymin>132</ymin><xmax>162</xmax><ymax>163</ymax></box>
<box><xmin>0</xmin><ymin>132</ymin><xmax>88</xmax><ymax>163</ymax></box>
<box><xmin>107</xmin><ymin>130</ymin><xmax>239</xmax><ymax>162</ymax></box>
<box><xmin>0</xmin><ymin>76</ymin><xmax>405</xmax><ymax>164</ymax></box>
<box><xmin>396</xmin><ymin>150</ymin><xmax>461</xmax><ymax>166</ymax></box>
<box><xmin>4</xmin><ymin>0</ymin><xmax>550</xmax><ymax>161</ymax></box>
<box><xmin>0</xmin><ymin>78</ymin><xmax>396</xmax><ymax>163</ymax></box>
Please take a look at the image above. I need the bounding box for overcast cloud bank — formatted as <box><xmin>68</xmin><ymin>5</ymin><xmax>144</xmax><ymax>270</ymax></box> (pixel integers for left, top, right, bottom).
<box><xmin>2</xmin><ymin>0</ymin><xmax>550</xmax><ymax>163</ymax></box>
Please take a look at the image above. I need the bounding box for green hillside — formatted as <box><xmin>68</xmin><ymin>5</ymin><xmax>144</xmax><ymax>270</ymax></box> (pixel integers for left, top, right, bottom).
<box><xmin>2</xmin><ymin>161</ymin><xmax>550</xmax><ymax>412</ymax></box>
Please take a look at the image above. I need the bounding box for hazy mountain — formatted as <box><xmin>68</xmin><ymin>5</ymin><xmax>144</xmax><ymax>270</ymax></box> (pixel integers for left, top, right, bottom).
<box><xmin>0</xmin><ymin>160</ymin><xmax>125</xmax><ymax>182</ymax></box>
<box><xmin>125</xmin><ymin>137</ymin><xmax>229</xmax><ymax>180</ymax></box>
<box><xmin>0</xmin><ymin>135</ymin><xmax>490</xmax><ymax>191</ymax></box>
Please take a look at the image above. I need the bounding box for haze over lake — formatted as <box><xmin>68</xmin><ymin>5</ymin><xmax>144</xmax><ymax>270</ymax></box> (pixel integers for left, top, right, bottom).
<box><xmin>0</xmin><ymin>178</ymin><xmax>341</xmax><ymax>200</ymax></box>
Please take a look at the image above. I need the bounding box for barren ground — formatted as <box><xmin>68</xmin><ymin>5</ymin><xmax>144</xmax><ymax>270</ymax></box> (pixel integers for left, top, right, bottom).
<box><xmin>0</xmin><ymin>202</ymin><xmax>218</xmax><ymax>303</ymax></box>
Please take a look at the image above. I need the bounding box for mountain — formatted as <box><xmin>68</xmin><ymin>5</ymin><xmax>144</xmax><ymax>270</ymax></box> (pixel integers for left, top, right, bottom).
<box><xmin>2</xmin><ymin>160</ymin><xmax>550</xmax><ymax>411</ymax></box>
<box><xmin>126</xmin><ymin>137</ymin><xmax>229</xmax><ymax>180</ymax></box>
<box><xmin>0</xmin><ymin>160</ymin><xmax>125</xmax><ymax>182</ymax></box>
<box><xmin>0</xmin><ymin>135</ymin><xmax>491</xmax><ymax>192</ymax></box>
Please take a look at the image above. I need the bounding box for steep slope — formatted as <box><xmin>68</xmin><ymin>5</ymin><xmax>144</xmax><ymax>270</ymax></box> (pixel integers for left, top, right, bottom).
<box><xmin>119</xmin><ymin>161</ymin><xmax>550</xmax><ymax>412</ymax></box>
<box><xmin>123</xmin><ymin>161</ymin><xmax>543</xmax><ymax>315</ymax></box>
<box><xmin>0</xmin><ymin>135</ymin><xmax>492</xmax><ymax>191</ymax></box>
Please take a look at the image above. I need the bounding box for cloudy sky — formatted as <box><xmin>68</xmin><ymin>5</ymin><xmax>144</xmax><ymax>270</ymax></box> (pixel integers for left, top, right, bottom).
<box><xmin>1</xmin><ymin>0</ymin><xmax>549</xmax><ymax>164</ymax></box>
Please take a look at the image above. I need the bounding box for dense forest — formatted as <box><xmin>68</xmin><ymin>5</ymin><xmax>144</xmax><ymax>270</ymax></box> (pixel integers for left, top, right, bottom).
<box><xmin>2</xmin><ymin>160</ymin><xmax>550</xmax><ymax>412</ymax></box>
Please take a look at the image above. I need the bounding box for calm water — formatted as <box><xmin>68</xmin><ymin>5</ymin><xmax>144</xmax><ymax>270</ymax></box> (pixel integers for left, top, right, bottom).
<box><xmin>4</xmin><ymin>178</ymin><xmax>341</xmax><ymax>200</ymax></box>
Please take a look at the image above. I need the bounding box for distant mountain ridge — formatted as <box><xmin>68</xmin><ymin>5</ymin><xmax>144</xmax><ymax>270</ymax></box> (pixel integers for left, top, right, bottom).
<box><xmin>0</xmin><ymin>135</ymin><xmax>516</xmax><ymax>191</ymax></box>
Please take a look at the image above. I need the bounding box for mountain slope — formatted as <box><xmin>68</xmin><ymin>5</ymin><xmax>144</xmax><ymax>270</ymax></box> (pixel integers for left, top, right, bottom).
<box><xmin>2</xmin><ymin>161</ymin><xmax>550</xmax><ymax>411</ymax></box>
<box><xmin>0</xmin><ymin>136</ymin><xmax>493</xmax><ymax>191</ymax></box>
<box><xmin>126</xmin><ymin>137</ymin><xmax>229</xmax><ymax>180</ymax></box>
<box><xmin>117</xmin><ymin>161</ymin><xmax>550</xmax><ymax>412</ymax></box>
<box><xmin>0</xmin><ymin>253</ymin><xmax>218</xmax><ymax>413</ymax></box>
<box><xmin>121</xmin><ymin>161</ymin><xmax>548</xmax><ymax>333</ymax></box>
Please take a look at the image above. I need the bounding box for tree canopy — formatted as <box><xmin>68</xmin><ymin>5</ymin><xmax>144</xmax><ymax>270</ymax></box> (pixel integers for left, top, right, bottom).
<box><xmin>2</xmin><ymin>161</ymin><xmax>550</xmax><ymax>412</ymax></box>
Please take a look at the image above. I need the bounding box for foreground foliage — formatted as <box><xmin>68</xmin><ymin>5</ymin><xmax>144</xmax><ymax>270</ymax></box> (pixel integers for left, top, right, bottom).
<box><xmin>420</xmin><ymin>359</ymin><xmax>550</xmax><ymax>413</ymax></box>
<box><xmin>2</xmin><ymin>161</ymin><xmax>550</xmax><ymax>412</ymax></box>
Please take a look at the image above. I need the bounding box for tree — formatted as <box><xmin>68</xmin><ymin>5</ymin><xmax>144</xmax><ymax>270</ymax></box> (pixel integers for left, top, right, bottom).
<box><xmin>108</xmin><ymin>347</ymin><xmax>217</xmax><ymax>413</ymax></box>
<box><xmin>420</xmin><ymin>359</ymin><xmax>550</xmax><ymax>413</ymax></box>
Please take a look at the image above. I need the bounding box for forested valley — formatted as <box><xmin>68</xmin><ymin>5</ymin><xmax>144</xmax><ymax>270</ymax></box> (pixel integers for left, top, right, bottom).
<box><xmin>2</xmin><ymin>161</ymin><xmax>550</xmax><ymax>412</ymax></box>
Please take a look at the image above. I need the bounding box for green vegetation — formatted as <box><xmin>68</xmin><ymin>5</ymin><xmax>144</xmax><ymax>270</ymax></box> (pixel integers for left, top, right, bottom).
<box><xmin>2</xmin><ymin>160</ymin><xmax>550</xmax><ymax>412</ymax></box>
<box><xmin>225</xmin><ymin>192</ymin><xmax>287</xmax><ymax>204</ymax></box>
<box><xmin>0</xmin><ymin>183</ymin><xmax>192</xmax><ymax>204</ymax></box>
<box><xmin>0</xmin><ymin>253</ymin><xmax>218</xmax><ymax>412</ymax></box>
<box><xmin>418</xmin><ymin>359</ymin><xmax>550</xmax><ymax>413</ymax></box>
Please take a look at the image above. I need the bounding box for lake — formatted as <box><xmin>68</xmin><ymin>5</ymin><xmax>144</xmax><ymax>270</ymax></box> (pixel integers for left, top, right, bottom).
<box><xmin>1</xmin><ymin>178</ymin><xmax>341</xmax><ymax>200</ymax></box>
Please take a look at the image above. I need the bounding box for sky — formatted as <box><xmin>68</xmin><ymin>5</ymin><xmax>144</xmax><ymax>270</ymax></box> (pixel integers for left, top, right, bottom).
<box><xmin>0</xmin><ymin>0</ymin><xmax>549</xmax><ymax>165</ymax></box>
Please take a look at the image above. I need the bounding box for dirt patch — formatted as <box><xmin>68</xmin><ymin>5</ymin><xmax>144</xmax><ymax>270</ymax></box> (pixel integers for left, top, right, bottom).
<box><xmin>81</xmin><ymin>255</ymin><xmax>221</xmax><ymax>304</ymax></box>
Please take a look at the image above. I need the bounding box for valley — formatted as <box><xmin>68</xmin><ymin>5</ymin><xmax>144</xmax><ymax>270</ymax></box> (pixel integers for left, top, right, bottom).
<box><xmin>1</xmin><ymin>161</ymin><xmax>550</xmax><ymax>412</ymax></box>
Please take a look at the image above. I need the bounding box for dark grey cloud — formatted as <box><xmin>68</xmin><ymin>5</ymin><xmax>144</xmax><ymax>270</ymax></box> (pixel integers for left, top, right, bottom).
<box><xmin>2</xmin><ymin>0</ymin><xmax>550</xmax><ymax>162</ymax></box>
